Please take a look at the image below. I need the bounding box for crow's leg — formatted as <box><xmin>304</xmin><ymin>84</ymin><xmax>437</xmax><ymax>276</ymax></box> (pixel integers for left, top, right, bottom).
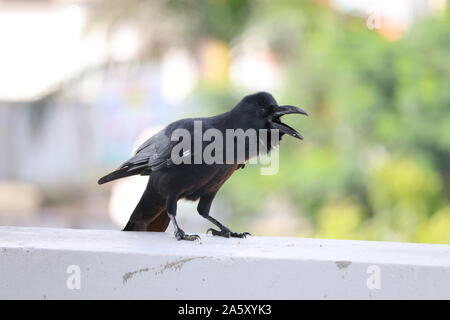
<box><xmin>198</xmin><ymin>193</ymin><xmax>251</xmax><ymax>238</ymax></box>
<box><xmin>166</xmin><ymin>196</ymin><xmax>200</xmax><ymax>241</ymax></box>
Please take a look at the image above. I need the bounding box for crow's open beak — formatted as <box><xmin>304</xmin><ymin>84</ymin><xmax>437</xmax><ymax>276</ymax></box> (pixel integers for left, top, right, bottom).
<box><xmin>270</xmin><ymin>105</ymin><xmax>308</xmax><ymax>140</ymax></box>
<box><xmin>273</xmin><ymin>105</ymin><xmax>308</xmax><ymax>117</ymax></box>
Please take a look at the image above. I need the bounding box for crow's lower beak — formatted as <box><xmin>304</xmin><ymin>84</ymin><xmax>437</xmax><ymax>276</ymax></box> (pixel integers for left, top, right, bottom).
<box><xmin>270</xmin><ymin>105</ymin><xmax>307</xmax><ymax>140</ymax></box>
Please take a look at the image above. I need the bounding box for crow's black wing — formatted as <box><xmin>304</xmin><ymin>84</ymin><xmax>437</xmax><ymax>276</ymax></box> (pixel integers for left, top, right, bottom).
<box><xmin>98</xmin><ymin>119</ymin><xmax>202</xmax><ymax>185</ymax></box>
<box><xmin>120</xmin><ymin>128</ymin><xmax>179</xmax><ymax>173</ymax></box>
<box><xmin>121</xmin><ymin>117</ymin><xmax>207</xmax><ymax>171</ymax></box>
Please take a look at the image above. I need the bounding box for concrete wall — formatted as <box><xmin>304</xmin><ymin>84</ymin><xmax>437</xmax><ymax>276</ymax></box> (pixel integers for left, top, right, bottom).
<box><xmin>0</xmin><ymin>226</ymin><xmax>449</xmax><ymax>299</ymax></box>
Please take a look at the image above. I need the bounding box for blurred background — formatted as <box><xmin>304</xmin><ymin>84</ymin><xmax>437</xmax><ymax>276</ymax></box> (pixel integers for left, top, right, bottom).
<box><xmin>0</xmin><ymin>0</ymin><xmax>449</xmax><ymax>243</ymax></box>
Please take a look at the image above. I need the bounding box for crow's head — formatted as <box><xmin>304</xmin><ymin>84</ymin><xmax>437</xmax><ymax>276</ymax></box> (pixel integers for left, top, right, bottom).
<box><xmin>234</xmin><ymin>91</ymin><xmax>308</xmax><ymax>140</ymax></box>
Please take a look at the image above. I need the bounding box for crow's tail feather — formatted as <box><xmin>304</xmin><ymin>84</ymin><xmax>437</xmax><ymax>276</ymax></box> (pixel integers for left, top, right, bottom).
<box><xmin>122</xmin><ymin>210</ymin><xmax>170</xmax><ymax>232</ymax></box>
<box><xmin>97</xmin><ymin>168</ymin><xmax>138</xmax><ymax>185</ymax></box>
<box><xmin>122</xmin><ymin>179</ymin><xmax>169</xmax><ymax>232</ymax></box>
<box><xmin>123</xmin><ymin>220</ymin><xmax>136</xmax><ymax>231</ymax></box>
<box><xmin>147</xmin><ymin>210</ymin><xmax>170</xmax><ymax>232</ymax></box>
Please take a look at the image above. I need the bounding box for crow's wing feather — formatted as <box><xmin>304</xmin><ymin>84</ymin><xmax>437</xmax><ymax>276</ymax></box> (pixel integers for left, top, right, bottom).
<box><xmin>119</xmin><ymin>129</ymin><xmax>176</xmax><ymax>172</ymax></box>
<box><xmin>120</xmin><ymin>119</ymin><xmax>201</xmax><ymax>172</ymax></box>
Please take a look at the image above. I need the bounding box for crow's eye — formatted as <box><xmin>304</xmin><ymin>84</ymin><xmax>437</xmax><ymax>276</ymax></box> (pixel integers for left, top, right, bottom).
<box><xmin>258</xmin><ymin>107</ymin><xmax>271</xmax><ymax>118</ymax></box>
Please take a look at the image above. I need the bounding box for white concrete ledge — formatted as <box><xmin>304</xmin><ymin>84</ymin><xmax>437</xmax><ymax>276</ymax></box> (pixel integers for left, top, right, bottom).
<box><xmin>1</xmin><ymin>226</ymin><xmax>449</xmax><ymax>299</ymax></box>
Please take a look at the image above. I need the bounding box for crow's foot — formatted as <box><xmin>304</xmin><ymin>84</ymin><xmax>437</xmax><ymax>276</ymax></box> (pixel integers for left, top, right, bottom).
<box><xmin>174</xmin><ymin>229</ymin><xmax>201</xmax><ymax>241</ymax></box>
<box><xmin>207</xmin><ymin>228</ymin><xmax>251</xmax><ymax>238</ymax></box>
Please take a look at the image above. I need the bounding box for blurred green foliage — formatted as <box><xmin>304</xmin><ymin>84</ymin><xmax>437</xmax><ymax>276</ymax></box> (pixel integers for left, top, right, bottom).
<box><xmin>90</xmin><ymin>0</ymin><xmax>450</xmax><ymax>243</ymax></box>
<box><xmin>196</xmin><ymin>1</ymin><xmax>450</xmax><ymax>243</ymax></box>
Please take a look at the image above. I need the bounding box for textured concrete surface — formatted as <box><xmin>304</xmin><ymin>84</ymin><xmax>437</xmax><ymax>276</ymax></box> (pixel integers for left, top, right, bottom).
<box><xmin>0</xmin><ymin>226</ymin><xmax>449</xmax><ymax>299</ymax></box>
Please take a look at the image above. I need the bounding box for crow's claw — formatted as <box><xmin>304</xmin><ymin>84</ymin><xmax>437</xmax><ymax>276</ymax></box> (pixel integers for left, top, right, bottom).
<box><xmin>175</xmin><ymin>230</ymin><xmax>201</xmax><ymax>241</ymax></box>
<box><xmin>207</xmin><ymin>228</ymin><xmax>251</xmax><ymax>239</ymax></box>
<box><xmin>237</xmin><ymin>232</ymin><xmax>252</xmax><ymax>238</ymax></box>
<box><xmin>207</xmin><ymin>228</ymin><xmax>229</xmax><ymax>237</ymax></box>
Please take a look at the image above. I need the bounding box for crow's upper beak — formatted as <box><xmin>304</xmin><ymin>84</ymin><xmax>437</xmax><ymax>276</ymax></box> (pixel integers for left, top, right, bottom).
<box><xmin>270</xmin><ymin>105</ymin><xmax>308</xmax><ymax>140</ymax></box>
<box><xmin>273</xmin><ymin>105</ymin><xmax>308</xmax><ymax>117</ymax></box>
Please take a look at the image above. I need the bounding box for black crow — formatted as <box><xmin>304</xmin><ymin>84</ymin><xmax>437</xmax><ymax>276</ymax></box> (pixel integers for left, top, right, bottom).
<box><xmin>98</xmin><ymin>92</ymin><xmax>307</xmax><ymax>240</ymax></box>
